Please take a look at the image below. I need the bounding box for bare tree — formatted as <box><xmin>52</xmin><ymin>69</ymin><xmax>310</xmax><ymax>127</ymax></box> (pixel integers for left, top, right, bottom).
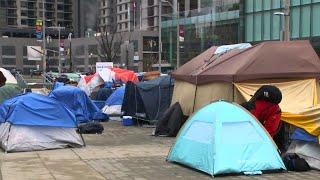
<box><xmin>96</xmin><ymin>24</ymin><xmax>124</xmax><ymax>63</ymax></box>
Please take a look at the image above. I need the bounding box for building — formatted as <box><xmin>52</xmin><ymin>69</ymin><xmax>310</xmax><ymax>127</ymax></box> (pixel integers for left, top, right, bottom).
<box><xmin>161</xmin><ymin>0</ymin><xmax>320</xmax><ymax>72</ymax></box>
<box><xmin>161</xmin><ymin>0</ymin><xmax>241</xmax><ymax>72</ymax></box>
<box><xmin>243</xmin><ymin>0</ymin><xmax>320</xmax><ymax>53</ymax></box>
<box><xmin>0</xmin><ymin>0</ymin><xmax>76</xmax><ymax>38</ymax></box>
<box><xmin>74</xmin><ymin>0</ymin><xmax>100</xmax><ymax>38</ymax></box>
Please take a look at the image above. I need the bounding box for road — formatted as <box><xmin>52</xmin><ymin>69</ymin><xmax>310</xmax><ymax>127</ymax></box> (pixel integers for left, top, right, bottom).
<box><xmin>0</xmin><ymin>121</ymin><xmax>319</xmax><ymax>180</ymax></box>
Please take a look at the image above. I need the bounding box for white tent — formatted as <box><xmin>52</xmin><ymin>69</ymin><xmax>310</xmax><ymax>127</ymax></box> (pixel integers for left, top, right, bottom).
<box><xmin>0</xmin><ymin>68</ymin><xmax>17</xmax><ymax>84</ymax></box>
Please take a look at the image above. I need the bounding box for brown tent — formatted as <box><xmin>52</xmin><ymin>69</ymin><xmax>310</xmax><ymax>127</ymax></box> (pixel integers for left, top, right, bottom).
<box><xmin>171</xmin><ymin>40</ymin><xmax>320</xmax><ymax>115</ymax></box>
<box><xmin>173</xmin><ymin>40</ymin><xmax>320</xmax><ymax>84</ymax></box>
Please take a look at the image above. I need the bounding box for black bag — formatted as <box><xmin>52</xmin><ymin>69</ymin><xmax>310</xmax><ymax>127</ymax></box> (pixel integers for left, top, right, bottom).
<box><xmin>283</xmin><ymin>154</ymin><xmax>310</xmax><ymax>172</ymax></box>
<box><xmin>77</xmin><ymin>122</ymin><xmax>104</xmax><ymax>134</ymax></box>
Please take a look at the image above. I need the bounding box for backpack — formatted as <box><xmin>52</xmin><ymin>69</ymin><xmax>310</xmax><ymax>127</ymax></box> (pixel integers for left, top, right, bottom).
<box><xmin>283</xmin><ymin>154</ymin><xmax>310</xmax><ymax>172</ymax></box>
<box><xmin>77</xmin><ymin>122</ymin><xmax>104</xmax><ymax>134</ymax></box>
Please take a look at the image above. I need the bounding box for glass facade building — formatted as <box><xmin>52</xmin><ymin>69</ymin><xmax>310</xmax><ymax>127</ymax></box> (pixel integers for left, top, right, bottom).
<box><xmin>161</xmin><ymin>0</ymin><xmax>320</xmax><ymax>71</ymax></box>
<box><xmin>244</xmin><ymin>0</ymin><xmax>320</xmax><ymax>42</ymax></box>
<box><xmin>161</xmin><ymin>0</ymin><xmax>241</xmax><ymax>71</ymax></box>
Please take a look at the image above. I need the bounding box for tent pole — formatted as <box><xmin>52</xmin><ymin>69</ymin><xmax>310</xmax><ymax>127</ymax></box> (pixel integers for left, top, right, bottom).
<box><xmin>192</xmin><ymin>77</ymin><xmax>198</xmax><ymax>113</ymax></box>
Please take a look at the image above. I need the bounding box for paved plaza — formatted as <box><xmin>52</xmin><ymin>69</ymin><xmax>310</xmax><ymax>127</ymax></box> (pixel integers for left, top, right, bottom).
<box><xmin>0</xmin><ymin>121</ymin><xmax>319</xmax><ymax>180</ymax></box>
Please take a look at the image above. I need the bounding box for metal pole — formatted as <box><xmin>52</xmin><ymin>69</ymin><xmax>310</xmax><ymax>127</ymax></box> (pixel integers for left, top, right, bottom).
<box><xmin>42</xmin><ymin>0</ymin><xmax>46</xmax><ymax>73</ymax></box>
<box><xmin>284</xmin><ymin>0</ymin><xmax>290</xmax><ymax>41</ymax></box>
<box><xmin>58</xmin><ymin>24</ymin><xmax>61</xmax><ymax>73</ymax></box>
<box><xmin>176</xmin><ymin>2</ymin><xmax>180</xmax><ymax>68</ymax></box>
<box><xmin>158</xmin><ymin>0</ymin><xmax>162</xmax><ymax>72</ymax></box>
<box><xmin>69</xmin><ymin>40</ymin><xmax>72</xmax><ymax>72</ymax></box>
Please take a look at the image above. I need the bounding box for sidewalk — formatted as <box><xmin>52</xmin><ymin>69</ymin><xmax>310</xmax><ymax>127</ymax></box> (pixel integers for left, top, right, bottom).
<box><xmin>0</xmin><ymin>121</ymin><xmax>319</xmax><ymax>180</ymax></box>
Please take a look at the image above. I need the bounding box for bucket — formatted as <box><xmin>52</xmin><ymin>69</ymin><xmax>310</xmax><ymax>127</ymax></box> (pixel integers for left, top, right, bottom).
<box><xmin>122</xmin><ymin>116</ymin><xmax>134</xmax><ymax>126</ymax></box>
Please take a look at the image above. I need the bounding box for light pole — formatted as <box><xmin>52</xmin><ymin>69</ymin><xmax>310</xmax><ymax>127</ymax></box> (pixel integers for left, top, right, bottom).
<box><xmin>274</xmin><ymin>1</ymin><xmax>290</xmax><ymax>41</ymax></box>
<box><xmin>48</xmin><ymin>24</ymin><xmax>65</xmax><ymax>73</ymax></box>
<box><xmin>68</xmin><ymin>33</ymin><xmax>72</xmax><ymax>72</ymax></box>
<box><xmin>158</xmin><ymin>0</ymin><xmax>162</xmax><ymax>73</ymax></box>
<box><xmin>42</xmin><ymin>0</ymin><xmax>46</xmax><ymax>73</ymax></box>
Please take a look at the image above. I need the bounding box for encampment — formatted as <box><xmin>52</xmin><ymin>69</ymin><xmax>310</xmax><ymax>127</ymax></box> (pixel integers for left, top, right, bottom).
<box><xmin>167</xmin><ymin>100</ymin><xmax>286</xmax><ymax>176</ymax></box>
<box><xmin>122</xmin><ymin>76</ymin><xmax>174</xmax><ymax>122</ymax></box>
<box><xmin>0</xmin><ymin>93</ymin><xmax>84</xmax><ymax>152</ymax></box>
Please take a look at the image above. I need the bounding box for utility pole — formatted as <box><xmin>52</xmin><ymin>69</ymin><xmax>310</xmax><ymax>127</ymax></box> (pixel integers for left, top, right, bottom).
<box><xmin>42</xmin><ymin>0</ymin><xmax>46</xmax><ymax>73</ymax></box>
<box><xmin>284</xmin><ymin>0</ymin><xmax>290</xmax><ymax>41</ymax></box>
<box><xmin>68</xmin><ymin>33</ymin><xmax>72</xmax><ymax>72</ymax></box>
<box><xmin>48</xmin><ymin>25</ymin><xmax>65</xmax><ymax>73</ymax></box>
<box><xmin>158</xmin><ymin>0</ymin><xmax>162</xmax><ymax>73</ymax></box>
<box><xmin>176</xmin><ymin>2</ymin><xmax>180</xmax><ymax>68</ymax></box>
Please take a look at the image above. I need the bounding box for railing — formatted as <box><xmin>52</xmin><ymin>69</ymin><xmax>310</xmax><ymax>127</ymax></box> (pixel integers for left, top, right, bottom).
<box><xmin>42</xmin><ymin>73</ymin><xmax>55</xmax><ymax>90</ymax></box>
<box><xmin>15</xmin><ymin>71</ymin><xmax>28</xmax><ymax>89</ymax></box>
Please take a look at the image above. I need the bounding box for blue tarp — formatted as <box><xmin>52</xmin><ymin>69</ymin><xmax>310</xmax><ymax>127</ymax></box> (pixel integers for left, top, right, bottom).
<box><xmin>105</xmin><ymin>86</ymin><xmax>125</xmax><ymax>106</ymax></box>
<box><xmin>53</xmin><ymin>82</ymin><xmax>65</xmax><ymax>90</ymax></box>
<box><xmin>291</xmin><ymin>128</ymin><xmax>318</xmax><ymax>143</ymax></box>
<box><xmin>167</xmin><ymin>101</ymin><xmax>286</xmax><ymax>176</ymax></box>
<box><xmin>0</xmin><ymin>93</ymin><xmax>77</xmax><ymax>128</ymax></box>
<box><xmin>49</xmin><ymin>86</ymin><xmax>108</xmax><ymax>123</ymax></box>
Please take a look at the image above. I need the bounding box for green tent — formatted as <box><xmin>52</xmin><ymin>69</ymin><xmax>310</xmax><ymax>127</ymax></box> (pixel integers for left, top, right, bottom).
<box><xmin>0</xmin><ymin>84</ymin><xmax>21</xmax><ymax>103</ymax></box>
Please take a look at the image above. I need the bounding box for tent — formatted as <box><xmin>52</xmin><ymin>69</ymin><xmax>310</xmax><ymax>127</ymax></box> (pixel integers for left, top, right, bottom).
<box><xmin>154</xmin><ymin>102</ymin><xmax>186</xmax><ymax>137</ymax></box>
<box><xmin>0</xmin><ymin>84</ymin><xmax>21</xmax><ymax>103</ymax></box>
<box><xmin>0</xmin><ymin>67</ymin><xmax>17</xmax><ymax>84</ymax></box>
<box><xmin>0</xmin><ymin>93</ymin><xmax>84</xmax><ymax>152</ymax></box>
<box><xmin>122</xmin><ymin>76</ymin><xmax>174</xmax><ymax>122</ymax></box>
<box><xmin>171</xmin><ymin>40</ymin><xmax>320</xmax><ymax>138</ymax></box>
<box><xmin>49</xmin><ymin>86</ymin><xmax>108</xmax><ymax>123</ymax></box>
<box><xmin>102</xmin><ymin>85</ymin><xmax>125</xmax><ymax>115</ymax></box>
<box><xmin>78</xmin><ymin>68</ymin><xmax>138</xmax><ymax>96</ymax></box>
<box><xmin>167</xmin><ymin>101</ymin><xmax>286</xmax><ymax>176</ymax></box>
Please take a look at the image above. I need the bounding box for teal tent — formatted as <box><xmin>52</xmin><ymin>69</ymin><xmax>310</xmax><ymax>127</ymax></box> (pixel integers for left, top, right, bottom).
<box><xmin>167</xmin><ymin>100</ymin><xmax>286</xmax><ymax>176</ymax></box>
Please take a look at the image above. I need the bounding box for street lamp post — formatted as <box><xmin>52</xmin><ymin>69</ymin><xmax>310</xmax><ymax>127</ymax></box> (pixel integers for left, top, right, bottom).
<box><xmin>48</xmin><ymin>24</ymin><xmax>65</xmax><ymax>73</ymax></box>
<box><xmin>158</xmin><ymin>0</ymin><xmax>162</xmax><ymax>73</ymax></box>
<box><xmin>68</xmin><ymin>33</ymin><xmax>72</xmax><ymax>72</ymax></box>
<box><xmin>274</xmin><ymin>0</ymin><xmax>290</xmax><ymax>41</ymax></box>
<box><xmin>42</xmin><ymin>0</ymin><xmax>46</xmax><ymax>73</ymax></box>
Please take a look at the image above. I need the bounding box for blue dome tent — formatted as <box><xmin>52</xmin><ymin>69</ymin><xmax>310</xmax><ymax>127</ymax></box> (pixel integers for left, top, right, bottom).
<box><xmin>167</xmin><ymin>100</ymin><xmax>286</xmax><ymax>176</ymax></box>
<box><xmin>49</xmin><ymin>86</ymin><xmax>108</xmax><ymax>123</ymax></box>
<box><xmin>0</xmin><ymin>93</ymin><xmax>84</xmax><ymax>152</ymax></box>
<box><xmin>102</xmin><ymin>85</ymin><xmax>125</xmax><ymax>115</ymax></box>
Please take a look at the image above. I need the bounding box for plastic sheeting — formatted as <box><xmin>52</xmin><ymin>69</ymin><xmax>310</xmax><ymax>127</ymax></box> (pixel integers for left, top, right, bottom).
<box><xmin>0</xmin><ymin>68</ymin><xmax>17</xmax><ymax>84</ymax></box>
<box><xmin>214</xmin><ymin>43</ymin><xmax>252</xmax><ymax>55</ymax></box>
<box><xmin>0</xmin><ymin>122</ymin><xmax>84</xmax><ymax>152</ymax></box>
<box><xmin>49</xmin><ymin>86</ymin><xmax>108</xmax><ymax>123</ymax></box>
<box><xmin>105</xmin><ymin>86</ymin><xmax>125</xmax><ymax>106</ymax></box>
<box><xmin>167</xmin><ymin>101</ymin><xmax>286</xmax><ymax>176</ymax></box>
<box><xmin>0</xmin><ymin>93</ymin><xmax>77</xmax><ymax>127</ymax></box>
<box><xmin>286</xmin><ymin>140</ymin><xmax>320</xmax><ymax>170</ymax></box>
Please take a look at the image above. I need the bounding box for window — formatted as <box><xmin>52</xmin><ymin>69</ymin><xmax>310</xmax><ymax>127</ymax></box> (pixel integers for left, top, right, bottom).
<box><xmin>21</xmin><ymin>19</ymin><xmax>27</xmax><ymax>25</ymax></box>
<box><xmin>103</xmin><ymin>0</ymin><xmax>105</xmax><ymax>6</ymax></box>
<box><xmin>2</xmin><ymin>46</ymin><xmax>16</xmax><ymax>56</ymax></box>
<box><xmin>119</xmin><ymin>5</ymin><xmax>122</xmax><ymax>11</ymax></box>
<box><xmin>125</xmin><ymin>3</ymin><xmax>127</xmax><ymax>10</ymax></box>
<box><xmin>2</xmin><ymin>58</ymin><xmax>16</xmax><ymax>65</ymax></box>
<box><xmin>21</xmin><ymin>10</ymin><xmax>27</xmax><ymax>16</ymax></box>
<box><xmin>119</xmin><ymin>14</ymin><xmax>122</xmax><ymax>20</ymax></box>
<box><xmin>125</xmin><ymin>13</ymin><xmax>128</xmax><ymax>19</ymax></box>
<box><xmin>125</xmin><ymin>22</ymin><xmax>128</xmax><ymax>29</ymax></box>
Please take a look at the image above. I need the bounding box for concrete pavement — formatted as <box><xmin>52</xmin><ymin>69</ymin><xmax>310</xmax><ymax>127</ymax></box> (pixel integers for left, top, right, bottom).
<box><xmin>0</xmin><ymin>121</ymin><xmax>319</xmax><ymax>180</ymax></box>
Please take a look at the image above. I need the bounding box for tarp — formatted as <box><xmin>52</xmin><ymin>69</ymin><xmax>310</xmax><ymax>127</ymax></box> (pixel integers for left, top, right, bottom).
<box><xmin>121</xmin><ymin>81</ymin><xmax>146</xmax><ymax>117</ymax></box>
<box><xmin>0</xmin><ymin>68</ymin><xmax>17</xmax><ymax>84</ymax></box>
<box><xmin>0</xmin><ymin>93</ymin><xmax>77</xmax><ymax>127</ymax></box>
<box><xmin>49</xmin><ymin>86</ymin><xmax>108</xmax><ymax>123</ymax></box>
<box><xmin>0</xmin><ymin>84</ymin><xmax>21</xmax><ymax>103</ymax></box>
<box><xmin>77</xmin><ymin>73</ymin><xmax>104</xmax><ymax>95</ymax></box>
<box><xmin>137</xmin><ymin>76</ymin><xmax>174</xmax><ymax>120</ymax></box>
<box><xmin>172</xmin><ymin>40</ymin><xmax>320</xmax><ymax>84</ymax></box>
<box><xmin>291</xmin><ymin>128</ymin><xmax>318</xmax><ymax>143</ymax></box>
<box><xmin>214</xmin><ymin>43</ymin><xmax>252</xmax><ymax>54</ymax></box>
<box><xmin>286</xmin><ymin>140</ymin><xmax>320</xmax><ymax>170</ymax></box>
<box><xmin>234</xmin><ymin>79</ymin><xmax>320</xmax><ymax>139</ymax></box>
<box><xmin>111</xmin><ymin>68</ymin><xmax>138</xmax><ymax>83</ymax></box>
<box><xmin>167</xmin><ymin>101</ymin><xmax>286</xmax><ymax>175</ymax></box>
